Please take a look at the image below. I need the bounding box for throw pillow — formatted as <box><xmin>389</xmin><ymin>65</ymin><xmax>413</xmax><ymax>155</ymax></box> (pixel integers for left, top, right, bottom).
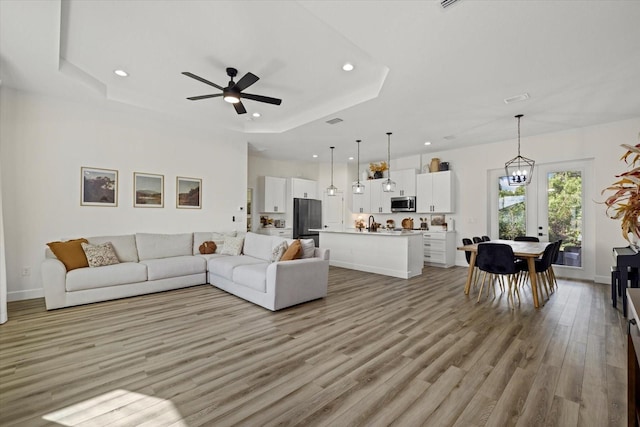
<box><xmin>300</xmin><ymin>239</ymin><xmax>316</xmax><ymax>259</ymax></box>
<box><xmin>46</xmin><ymin>238</ymin><xmax>90</xmax><ymax>271</ymax></box>
<box><xmin>199</xmin><ymin>241</ymin><xmax>217</xmax><ymax>254</ymax></box>
<box><xmin>281</xmin><ymin>240</ymin><xmax>302</xmax><ymax>261</ymax></box>
<box><xmin>220</xmin><ymin>236</ymin><xmax>244</xmax><ymax>256</ymax></box>
<box><xmin>81</xmin><ymin>242</ymin><xmax>120</xmax><ymax>268</ymax></box>
<box><xmin>271</xmin><ymin>241</ymin><xmax>288</xmax><ymax>262</ymax></box>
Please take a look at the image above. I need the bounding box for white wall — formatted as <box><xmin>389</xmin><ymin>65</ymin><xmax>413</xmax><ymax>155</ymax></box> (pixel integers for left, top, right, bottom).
<box><xmin>0</xmin><ymin>88</ymin><xmax>248</xmax><ymax>300</ymax></box>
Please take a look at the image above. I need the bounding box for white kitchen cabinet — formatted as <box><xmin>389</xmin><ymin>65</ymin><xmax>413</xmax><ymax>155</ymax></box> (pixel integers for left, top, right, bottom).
<box><xmin>370</xmin><ymin>178</ymin><xmax>392</xmax><ymax>214</ymax></box>
<box><xmin>258</xmin><ymin>176</ymin><xmax>287</xmax><ymax>213</ymax></box>
<box><xmin>390</xmin><ymin>168</ymin><xmax>417</xmax><ymax>197</ymax></box>
<box><xmin>256</xmin><ymin>228</ymin><xmax>293</xmax><ymax>238</ymax></box>
<box><xmin>351</xmin><ymin>181</ymin><xmax>371</xmax><ymax>214</ymax></box>
<box><xmin>290</xmin><ymin>178</ymin><xmax>318</xmax><ymax>200</ymax></box>
<box><xmin>422</xmin><ymin>231</ymin><xmax>456</xmax><ymax>267</ymax></box>
<box><xmin>416</xmin><ymin>171</ymin><xmax>454</xmax><ymax>213</ymax></box>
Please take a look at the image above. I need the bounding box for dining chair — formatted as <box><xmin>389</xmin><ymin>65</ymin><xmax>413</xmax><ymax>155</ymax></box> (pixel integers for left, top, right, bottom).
<box><xmin>548</xmin><ymin>240</ymin><xmax>562</xmax><ymax>290</ymax></box>
<box><xmin>514</xmin><ymin>236</ymin><xmax>540</xmax><ymax>242</ymax></box>
<box><xmin>481</xmin><ymin>236</ymin><xmax>491</xmax><ymax>242</ymax></box>
<box><xmin>475</xmin><ymin>243</ymin><xmax>520</xmax><ymax>306</ymax></box>
<box><xmin>472</xmin><ymin>236</ymin><xmax>483</xmax><ymax>244</ymax></box>
<box><xmin>516</xmin><ymin>241</ymin><xmax>557</xmax><ymax>301</ymax></box>
<box><xmin>462</xmin><ymin>238</ymin><xmax>480</xmax><ymax>289</ymax></box>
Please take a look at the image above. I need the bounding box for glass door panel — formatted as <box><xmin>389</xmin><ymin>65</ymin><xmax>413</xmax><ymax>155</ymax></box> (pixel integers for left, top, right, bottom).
<box><xmin>498</xmin><ymin>176</ymin><xmax>526</xmax><ymax>240</ymax></box>
<box><xmin>545</xmin><ymin>170</ymin><xmax>582</xmax><ymax>267</ymax></box>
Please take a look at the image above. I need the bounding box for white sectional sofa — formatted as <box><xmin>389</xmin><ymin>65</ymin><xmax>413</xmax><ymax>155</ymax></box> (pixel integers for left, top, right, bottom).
<box><xmin>41</xmin><ymin>231</ymin><xmax>329</xmax><ymax>311</ymax></box>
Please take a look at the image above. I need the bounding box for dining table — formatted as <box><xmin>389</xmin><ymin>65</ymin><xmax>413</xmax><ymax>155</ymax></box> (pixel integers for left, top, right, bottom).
<box><xmin>457</xmin><ymin>239</ymin><xmax>552</xmax><ymax>308</ymax></box>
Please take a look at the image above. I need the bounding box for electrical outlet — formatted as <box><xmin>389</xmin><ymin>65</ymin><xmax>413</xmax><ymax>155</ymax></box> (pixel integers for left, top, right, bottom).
<box><xmin>22</xmin><ymin>267</ymin><xmax>31</xmax><ymax>277</ymax></box>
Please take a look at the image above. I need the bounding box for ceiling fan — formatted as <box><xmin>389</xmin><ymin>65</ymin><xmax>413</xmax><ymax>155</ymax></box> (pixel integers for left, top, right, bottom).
<box><xmin>182</xmin><ymin>67</ymin><xmax>282</xmax><ymax>114</ymax></box>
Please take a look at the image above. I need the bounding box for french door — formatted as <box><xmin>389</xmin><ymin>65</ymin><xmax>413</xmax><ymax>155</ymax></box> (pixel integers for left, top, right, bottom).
<box><xmin>490</xmin><ymin>159</ymin><xmax>594</xmax><ymax>281</ymax></box>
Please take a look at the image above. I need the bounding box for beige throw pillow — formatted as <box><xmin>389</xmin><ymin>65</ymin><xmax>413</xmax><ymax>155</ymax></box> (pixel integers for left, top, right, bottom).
<box><xmin>81</xmin><ymin>242</ymin><xmax>120</xmax><ymax>268</ymax></box>
<box><xmin>271</xmin><ymin>241</ymin><xmax>288</xmax><ymax>262</ymax></box>
<box><xmin>220</xmin><ymin>236</ymin><xmax>244</xmax><ymax>256</ymax></box>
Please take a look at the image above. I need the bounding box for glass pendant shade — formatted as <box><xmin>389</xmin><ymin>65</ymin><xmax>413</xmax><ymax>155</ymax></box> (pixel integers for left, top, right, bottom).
<box><xmin>504</xmin><ymin>114</ymin><xmax>534</xmax><ymax>186</ymax></box>
<box><xmin>327</xmin><ymin>146</ymin><xmax>338</xmax><ymax>196</ymax></box>
<box><xmin>353</xmin><ymin>139</ymin><xmax>365</xmax><ymax>195</ymax></box>
<box><xmin>382</xmin><ymin>132</ymin><xmax>396</xmax><ymax>192</ymax></box>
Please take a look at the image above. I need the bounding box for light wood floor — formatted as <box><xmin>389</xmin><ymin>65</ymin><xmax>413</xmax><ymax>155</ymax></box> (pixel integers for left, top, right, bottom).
<box><xmin>0</xmin><ymin>266</ymin><xmax>628</xmax><ymax>426</ymax></box>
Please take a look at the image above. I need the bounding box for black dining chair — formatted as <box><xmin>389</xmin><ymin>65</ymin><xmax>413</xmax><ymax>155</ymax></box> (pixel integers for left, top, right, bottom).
<box><xmin>481</xmin><ymin>236</ymin><xmax>491</xmax><ymax>242</ymax></box>
<box><xmin>514</xmin><ymin>236</ymin><xmax>540</xmax><ymax>242</ymax></box>
<box><xmin>476</xmin><ymin>243</ymin><xmax>520</xmax><ymax>306</ymax></box>
<box><xmin>516</xmin><ymin>241</ymin><xmax>558</xmax><ymax>301</ymax></box>
<box><xmin>472</xmin><ymin>236</ymin><xmax>483</xmax><ymax>244</ymax></box>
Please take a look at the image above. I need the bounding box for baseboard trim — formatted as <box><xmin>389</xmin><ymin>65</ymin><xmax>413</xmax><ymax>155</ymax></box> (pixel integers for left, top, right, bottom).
<box><xmin>8</xmin><ymin>288</ymin><xmax>44</xmax><ymax>301</ymax></box>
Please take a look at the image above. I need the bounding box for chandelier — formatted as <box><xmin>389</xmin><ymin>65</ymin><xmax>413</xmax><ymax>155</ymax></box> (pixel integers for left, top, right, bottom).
<box><xmin>505</xmin><ymin>114</ymin><xmax>534</xmax><ymax>186</ymax></box>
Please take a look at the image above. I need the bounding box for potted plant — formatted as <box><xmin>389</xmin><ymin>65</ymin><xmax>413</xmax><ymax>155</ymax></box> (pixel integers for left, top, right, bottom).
<box><xmin>602</xmin><ymin>137</ymin><xmax>640</xmax><ymax>243</ymax></box>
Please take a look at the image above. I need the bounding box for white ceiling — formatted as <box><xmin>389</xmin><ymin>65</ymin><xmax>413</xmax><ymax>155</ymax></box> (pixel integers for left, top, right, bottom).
<box><xmin>1</xmin><ymin>0</ymin><xmax>640</xmax><ymax>164</ymax></box>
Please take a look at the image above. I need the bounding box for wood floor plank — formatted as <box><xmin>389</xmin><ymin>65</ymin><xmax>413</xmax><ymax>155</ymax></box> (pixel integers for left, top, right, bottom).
<box><xmin>0</xmin><ymin>267</ymin><xmax>627</xmax><ymax>426</ymax></box>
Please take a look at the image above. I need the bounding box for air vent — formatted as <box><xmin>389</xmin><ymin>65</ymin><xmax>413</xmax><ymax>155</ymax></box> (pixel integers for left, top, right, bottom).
<box><xmin>443</xmin><ymin>135</ymin><xmax>456</xmax><ymax>140</ymax></box>
<box><xmin>504</xmin><ymin>93</ymin><xmax>530</xmax><ymax>104</ymax></box>
<box><xmin>326</xmin><ymin>118</ymin><xmax>343</xmax><ymax>125</ymax></box>
<box><xmin>441</xmin><ymin>0</ymin><xmax>459</xmax><ymax>8</ymax></box>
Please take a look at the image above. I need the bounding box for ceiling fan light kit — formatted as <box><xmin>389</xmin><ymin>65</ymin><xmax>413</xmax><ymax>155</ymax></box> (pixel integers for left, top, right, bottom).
<box><xmin>504</xmin><ymin>114</ymin><xmax>535</xmax><ymax>186</ymax></box>
<box><xmin>183</xmin><ymin>67</ymin><xmax>282</xmax><ymax>115</ymax></box>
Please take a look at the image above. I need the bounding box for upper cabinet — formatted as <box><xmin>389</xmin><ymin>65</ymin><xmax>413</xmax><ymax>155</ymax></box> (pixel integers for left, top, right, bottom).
<box><xmin>290</xmin><ymin>178</ymin><xmax>318</xmax><ymax>200</ymax></box>
<box><xmin>390</xmin><ymin>169</ymin><xmax>417</xmax><ymax>197</ymax></box>
<box><xmin>351</xmin><ymin>181</ymin><xmax>372</xmax><ymax>214</ymax></box>
<box><xmin>369</xmin><ymin>178</ymin><xmax>392</xmax><ymax>214</ymax></box>
<box><xmin>416</xmin><ymin>171</ymin><xmax>455</xmax><ymax>213</ymax></box>
<box><xmin>258</xmin><ymin>176</ymin><xmax>287</xmax><ymax>213</ymax></box>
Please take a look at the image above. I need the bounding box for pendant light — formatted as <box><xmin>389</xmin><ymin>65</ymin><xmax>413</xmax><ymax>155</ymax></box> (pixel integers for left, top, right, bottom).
<box><xmin>382</xmin><ymin>132</ymin><xmax>396</xmax><ymax>192</ymax></box>
<box><xmin>504</xmin><ymin>114</ymin><xmax>535</xmax><ymax>186</ymax></box>
<box><xmin>327</xmin><ymin>146</ymin><xmax>338</xmax><ymax>196</ymax></box>
<box><xmin>353</xmin><ymin>140</ymin><xmax>365</xmax><ymax>195</ymax></box>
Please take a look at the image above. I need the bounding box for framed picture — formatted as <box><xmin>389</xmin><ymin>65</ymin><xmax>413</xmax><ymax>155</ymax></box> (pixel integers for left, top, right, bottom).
<box><xmin>431</xmin><ymin>214</ymin><xmax>445</xmax><ymax>226</ymax></box>
<box><xmin>81</xmin><ymin>167</ymin><xmax>118</xmax><ymax>207</ymax></box>
<box><xmin>134</xmin><ymin>172</ymin><xmax>164</xmax><ymax>208</ymax></box>
<box><xmin>176</xmin><ymin>176</ymin><xmax>202</xmax><ymax>209</ymax></box>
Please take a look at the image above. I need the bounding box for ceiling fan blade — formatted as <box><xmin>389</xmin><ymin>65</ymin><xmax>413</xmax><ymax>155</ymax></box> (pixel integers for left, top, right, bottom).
<box><xmin>182</xmin><ymin>72</ymin><xmax>224</xmax><ymax>91</ymax></box>
<box><xmin>241</xmin><ymin>92</ymin><xmax>282</xmax><ymax>105</ymax></box>
<box><xmin>234</xmin><ymin>101</ymin><xmax>247</xmax><ymax>114</ymax></box>
<box><xmin>234</xmin><ymin>72</ymin><xmax>259</xmax><ymax>92</ymax></box>
<box><xmin>186</xmin><ymin>94</ymin><xmax>223</xmax><ymax>101</ymax></box>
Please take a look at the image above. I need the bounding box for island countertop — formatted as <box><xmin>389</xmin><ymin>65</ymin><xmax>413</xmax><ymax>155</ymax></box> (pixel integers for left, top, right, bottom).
<box><xmin>316</xmin><ymin>229</ymin><xmax>423</xmax><ymax>279</ymax></box>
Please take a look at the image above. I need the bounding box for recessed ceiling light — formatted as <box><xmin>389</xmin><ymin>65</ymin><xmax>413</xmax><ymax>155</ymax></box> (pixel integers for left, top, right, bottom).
<box><xmin>252</xmin><ymin>112</ymin><xmax>261</xmax><ymax>118</ymax></box>
<box><xmin>312</xmin><ymin>154</ymin><xmax>318</xmax><ymax>158</ymax></box>
<box><xmin>348</xmin><ymin>156</ymin><xmax>354</xmax><ymax>160</ymax></box>
<box><xmin>342</xmin><ymin>63</ymin><xmax>354</xmax><ymax>72</ymax></box>
<box><xmin>424</xmin><ymin>141</ymin><xmax>431</xmax><ymax>146</ymax></box>
<box><xmin>504</xmin><ymin>92</ymin><xmax>530</xmax><ymax>104</ymax></box>
<box><xmin>114</xmin><ymin>69</ymin><xmax>128</xmax><ymax>77</ymax></box>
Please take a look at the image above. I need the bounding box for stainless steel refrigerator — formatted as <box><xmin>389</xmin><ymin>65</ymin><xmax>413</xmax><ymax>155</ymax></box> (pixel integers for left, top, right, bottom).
<box><xmin>293</xmin><ymin>198</ymin><xmax>322</xmax><ymax>246</ymax></box>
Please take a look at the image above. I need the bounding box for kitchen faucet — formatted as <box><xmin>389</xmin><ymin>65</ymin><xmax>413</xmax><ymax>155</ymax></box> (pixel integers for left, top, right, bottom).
<box><xmin>368</xmin><ymin>215</ymin><xmax>377</xmax><ymax>232</ymax></box>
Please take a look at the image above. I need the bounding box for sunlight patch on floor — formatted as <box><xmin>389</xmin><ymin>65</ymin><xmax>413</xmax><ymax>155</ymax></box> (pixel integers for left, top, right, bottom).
<box><xmin>42</xmin><ymin>389</ymin><xmax>187</xmax><ymax>426</ymax></box>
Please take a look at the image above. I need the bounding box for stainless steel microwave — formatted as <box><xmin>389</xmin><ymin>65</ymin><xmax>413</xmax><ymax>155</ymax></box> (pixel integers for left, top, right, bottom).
<box><xmin>390</xmin><ymin>196</ymin><xmax>416</xmax><ymax>212</ymax></box>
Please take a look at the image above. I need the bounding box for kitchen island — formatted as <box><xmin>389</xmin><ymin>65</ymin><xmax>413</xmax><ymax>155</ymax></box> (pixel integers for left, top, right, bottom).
<box><xmin>316</xmin><ymin>229</ymin><xmax>423</xmax><ymax>279</ymax></box>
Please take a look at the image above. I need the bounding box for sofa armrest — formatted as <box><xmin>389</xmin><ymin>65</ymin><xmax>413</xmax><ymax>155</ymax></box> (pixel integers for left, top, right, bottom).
<box><xmin>41</xmin><ymin>258</ymin><xmax>68</xmax><ymax>310</ymax></box>
<box><xmin>266</xmin><ymin>257</ymin><xmax>329</xmax><ymax>310</ymax></box>
<box><xmin>314</xmin><ymin>247</ymin><xmax>330</xmax><ymax>261</ymax></box>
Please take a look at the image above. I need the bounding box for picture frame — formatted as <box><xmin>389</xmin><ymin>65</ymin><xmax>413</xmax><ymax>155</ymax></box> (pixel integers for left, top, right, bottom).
<box><xmin>431</xmin><ymin>214</ymin><xmax>445</xmax><ymax>226</ymax></box>
<box><xmin>134</xmin><ymin>172</ymin><xmax>164</xmax><ymax>208</ymax></box>
<box><xmin>81</xmin><ymin>167</ymin><xmax>118</xmax><ymax>207</ymax></box>
<box><xmin>176</xmin><ymin>176</ymin><xmax>202</xmax><ymax>209</ymax></box>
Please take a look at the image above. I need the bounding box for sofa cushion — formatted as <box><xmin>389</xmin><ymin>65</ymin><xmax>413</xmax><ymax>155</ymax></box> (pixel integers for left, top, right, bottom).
<box><xmin>47</xmin><ymin>238</ymin><xmax>89</xmax><ymax>271</ymax></box>
<box><xmin>81</xmin><ymin>242</ymin><xmax>120</xmax><ymax>268</ymax></box>
<box><xmin>300</xmin><ymin>239</ymin><xmax>316</xmax><ymax>259</ymax></box>
<box><xmin>271</xmin><ymin>241</ymin><xmax>288</xmax><ymax>262</ymax></box>
<box><xmin>208</xmin><ymin>256</ymin><xmax>265</xmax><ymax>281</ymax></box>
<box><xmin>220</xmin><ymin>235</ymin><xmax>244</xmax><ymax>256</ymax></box>
<box><xmin>88</xmin><ymin>234</ymin><xmax>138</xmax><ymax>262</ymax></box>
<box><xmin>66</xmin><ymin>262</ymin><xmax>147</xmax><ymax>291</ymax></box>
<box><xmin>140</xmin><ymin>256</ymin><xmax>206</xmax><ymax>281</ymax></box>
<box><xmin>232</xmin><ymin>263</ymin><xmax>268</xmax><ymax>292</ymax></box>
<box><xmin>193</xmin><ymin>231</ymin><xmax>237</xmax><ymax>255</ymax></box>
<box><xmin>242</xmin><ymin>232</ymin><xmax>275</xmax><ymax>261</ymax></box>
<box><xmin>281</xmin><ymin>240</ymin><xmax>303</xmax><ymax>261</ymax></box>
<box><xmin>136</xmin><ymin>233</ymin><xmax>193</xmax><ymax>261</ymax></box>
